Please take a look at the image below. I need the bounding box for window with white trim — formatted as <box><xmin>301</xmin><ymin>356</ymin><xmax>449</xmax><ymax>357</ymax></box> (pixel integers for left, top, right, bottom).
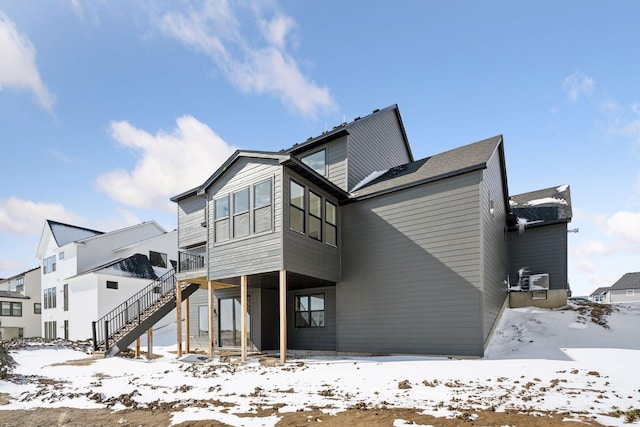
<box><xmin>627</xmin><ymin>289</ymin><xmax>635</xmax><ymax>296</ymax></box>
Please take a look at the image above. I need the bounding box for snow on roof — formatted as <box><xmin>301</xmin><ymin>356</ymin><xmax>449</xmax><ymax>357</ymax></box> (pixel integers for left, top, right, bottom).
<box><xmin>524</xmin><ymin>197</ymin><xmax>568</xmax><ymax>206</ymax></box>
<box><xmin>350</xmin><ymin>169</ymin><xmax>389</xmax><ymax>193</ymax></box>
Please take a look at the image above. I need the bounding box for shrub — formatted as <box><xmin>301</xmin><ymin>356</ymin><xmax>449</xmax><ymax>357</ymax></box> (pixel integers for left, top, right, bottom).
<box><xmin>0</xmin><ymin>341</ymin><xmax>16</xmax><ymax>379</ymax></box>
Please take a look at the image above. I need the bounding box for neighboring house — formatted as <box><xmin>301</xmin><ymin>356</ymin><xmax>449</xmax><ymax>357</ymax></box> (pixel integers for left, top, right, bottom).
<box><xmin>598</xmin><ymin>272</ymin><xmax>640</xmax><ymax>304</ymax></box>
<box><xmin>507</xmin><ymin>185</ymin><xmax>573</xmax><ymax>308</ymax></box>
<box><xmin>0</xmin><ymin>267</ymin><xmax>41</xmax><ymax>339</ymax></box>
<box><xmin>36</xmin><ymin>220</ymin><xmax>177</xmax><ymax>341</ymax></box>
<box><xmin>589</xmin><ymin>287</ymin><xmax>610</xmax><ymax>303</ymax></box>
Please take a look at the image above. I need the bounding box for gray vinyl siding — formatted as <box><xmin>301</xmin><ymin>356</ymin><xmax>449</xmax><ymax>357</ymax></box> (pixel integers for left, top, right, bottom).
<box><xmin>346</xmin><ymin>109</ymin><xmax>412</xmax><ymax>191</ymax></box>
<box><xmin>338</xmin><ymin>171</ymin><xmax>485</xmax><ymax>356</ymax></box>
<box><xmin>177</xmin><ymin>195</ymin><xmax>207</xmax><ymax>249</ymax></box>
<box><xmin>296</xmin><ymin>137</ymin><xmax>348</xmax><ymax>191</ymax></box>
<box><xmin>480</xmin><ymin>147</ymin><xmax>508</xmax><ymax>342</ymax></box>
<box><xmin>187</xmin><ymin>288</ymin><xmax>213</xmax><ymax>340</ymax></box>
<box><xmin>508</xmin><ymin>222</ymin><xmax>568</xmax><ymax>290</ymax></box>
<box><xmin>206</xmin><ymin>158</ymin><xmax>283</xmax><ymax>280</ymax></box>
<box><xmin>609</xmin><ymin>289</ymin><xmax>640</xmax><ymax>303</ymax></box>
<box><xmin>282</xmin><ymin>169</ymin><xmax>340</xmax><ymax>283</ymax></box>
<box><xmin>288</xmin><ymin>286</ymin><xmax>336</xmax><ymax>351</ymax></box>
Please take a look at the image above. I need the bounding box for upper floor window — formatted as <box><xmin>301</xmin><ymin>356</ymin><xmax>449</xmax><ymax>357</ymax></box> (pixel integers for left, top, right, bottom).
<box><xmin>1</xmin><ymin>301</ymin><xmax>22</xmax><ymax>317</ymax></box>
<box><xmin>214</xmin><ymin>195</ymin><xmax>230</xmax><ymax>242</ymax></box>
<box><xmin>325</xmin><ymin>201</ymin><xmax>337</xmax><ymax>246</ymax></box>
<box><xmin>43</xmin><ymin>255</ymin><xmax>56</xmax><ymax>274</ymax></box>
<box><xmin>308</xmin><ymin>190</ymin><xmax>322</xmax><ymax>241</ymax></box>
<box><xmin>254</xmin><ymin>179</ymin><xmax>272</xmax><ymax>233</ymax></box>
<box><xmin>150</xmin><ymin>251</ymin><xmax>167</xmax><ymax>268</ymax></box>
<box><xmin>59</xmin><ymin>252</ymin><xmax>65</xmax><ymax>260</ymax></box>
<box><xmin>290</xmin><ymin>181</ymin><xmax>305</xmax><ymax>234</ymax></box>
<box><xmin>107</xmin><ymin>281</ymin><xmax>118</xmax><ymax>290</ymax></box>
<box><xmin>15</xmin><ymin>277</ymin><xmax>24</xmax><ymax>293</ymax></box>
<box><xmin>34</xmin><ymin>303</ymin><xmax>41</xmax><ymax>314</ymax></box>
<box><xmin>43</xmin><ymin>287</ymin><xmax>56</xmax><ymax>309</ymax></box>
<box><xmin>301</xmin><ymin>149</ymin><xmax>326</xmax><ymax>176</ymax></box>
<box><xmin>233</xmin><ymin>188</ymin><xmax>250</xmax><ymax>238</ymax></box>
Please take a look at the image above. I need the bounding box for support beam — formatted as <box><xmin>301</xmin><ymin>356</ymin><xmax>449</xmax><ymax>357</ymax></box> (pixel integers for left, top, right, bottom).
<box><xmin>147</xmin><ymin>328</ymin><xmax>153</xmax><ymax>360</ymax></box>
<box><xmin>135</xmin><ymin>337</ymin><xmax>140</xmax><ymax>358</ymax></box>
<box><xmin>241</xmin><ymin>275</ymin><xmax>247</xmax><ymax>362</ymax></box>
<box><xmin>208</xmin><ymin>281</ymin><xmax>215</xmax><ymax>359</ymax></box>
<box><xmin>279</xmin><ymin>269</ymin><xmax>287</xmax><ymax>364</ymax></box>
<box><xmin>185</xmin><ymin>297</ymin><xmax>190</xmax><ymax>354</ymax></box>
<box><xmin>176</xmin><ymin>280</ymin><xmax>182</xmax><ymax>358</ymax></box>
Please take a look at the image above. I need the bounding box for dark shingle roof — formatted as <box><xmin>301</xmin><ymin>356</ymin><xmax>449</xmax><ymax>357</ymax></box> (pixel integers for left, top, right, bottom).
<box><xmin>589</xmin><ymin>286</ymin><xmax>610</xmax><ymax>296</ymax></box>
<box><xmin>350</xmin><ymin>135</ymin><xmax>503</xmax><ymax>198</ymax></box>
<box><xmin>510</xmin><ymin>185</ymin><xmax>572</xmax><ymax>224</ymax></box>
<box><xmin>0</xmin><ymin>290</ymin><xmax>29</xmax><ymax>299</ymax></box>
<box><xmin>610</xmin><ymin>272</ymin><xmax>640</xmax><ymax>290</ymax></box>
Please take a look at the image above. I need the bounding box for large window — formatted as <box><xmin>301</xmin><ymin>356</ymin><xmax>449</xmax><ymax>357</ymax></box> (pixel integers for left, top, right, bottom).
<box><xmin>150</xmin><ymin>251</ymin><xmax>167</xmax><ymax>268</ymax></box>
<box><xmin>325</xmin><ymin>201</ymin><xmax>337</xmax><ymax>246</ymax></box>
<box><xmin>1</xmin><ymin>301</ymin><xmax>22</xmax><ymax>317</ymax></box>
<box><xmin>214</xmin><ymin>195</ymin><xmax>230</xmax><ymax>242</ymax></box>
<box><xmin>308</xmin><ymin>190</ymin><xmax>322</xmax><ymax>241</ymax></box>
<box><xmin>233</xmin><ymin>188</ymin><xmax>250</xmax><ymax>238</ymax></box>
<box><xmin>43</xmin><ymin>255</ymin><xmax>56</xmax><ymax>274</ymax></box>
<box><xmin>44</xmin><ymin>321</ymin><xmax>57</xmax><ymax>339</ymax></box>
<box><xmin>63</xmin><ymin>284</ymin><xmax>68</xmax><ymax>311</ymax></box>
<box><xmin>44</xmin><ymin>287</ymin><xmax>56</xmax><ymax>309</ymax></box>
<box><xmin>290</xmin><ymin>181</ymin><xmax>305</xmax><ymax>234</ymax></box>
<box><xmin>301</xmin><ymin>149</ymin><xmax>327</xmax><ymax>176</ymax></box>
<box><xmin>253</xmin><ymin>179</ymin><xmax>272</xmax><ymax>233</ymax></box>
<box><xmin>294</xmin><ymin>294</ymin><xmax>325</xmax><ymax>328</ymax></box>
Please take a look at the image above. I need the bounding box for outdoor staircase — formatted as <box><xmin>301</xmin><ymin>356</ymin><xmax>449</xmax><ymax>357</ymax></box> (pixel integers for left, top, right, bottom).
<box><xmin>91</xmin><ymin>269</ymin><xmax>199</xmax><ymax>357</ymax></box>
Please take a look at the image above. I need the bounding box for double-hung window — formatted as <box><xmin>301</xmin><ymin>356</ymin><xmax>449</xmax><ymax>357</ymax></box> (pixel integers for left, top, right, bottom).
<box><xmin>253</xmin><ymin>180</ymin><xmax>272</xmax><ymax>233</ymax></box>
<box><xmin>214</xmin><ymin>196</ymin><xmax>230</xmax><ymax>242</ymax></box>
<box><xmin>325</xmin><ymin>201</ymin><xmax>337</xmax><ymax>246</ymax></box>
<box><xmin>1</xmin><ymin>302</ymin><xmax>21</xmax><ymax>317</ymax></box>
<box><xmin>15</xmin><ymin>277</ymin><xmax>24</xmax><ymax>293</ymax></box>
<box><xmin>308</xmin><ymin>190</ymin><xmax>322</xmax><ymax>241</ymax></box>
<box><xmin>290</xmin><ymin>181</ymin><xmax>305</xmax><ymax>234</ymax></box>
<box><xmin>233</xmin><ymin>188</ymin><xmax>250</xmax><ymax>238</ymax></box>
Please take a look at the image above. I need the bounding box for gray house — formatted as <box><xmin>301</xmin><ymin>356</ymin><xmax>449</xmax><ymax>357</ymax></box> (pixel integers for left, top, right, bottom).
<box><xmin>171</xmin><ymin>104</ymin><xmax>569</xmax><ymax>359</ymax></box>
<box><xmin>590</xmin><ymin>273</ymin><xmax>640</xmax><ymax>304</ymax></box>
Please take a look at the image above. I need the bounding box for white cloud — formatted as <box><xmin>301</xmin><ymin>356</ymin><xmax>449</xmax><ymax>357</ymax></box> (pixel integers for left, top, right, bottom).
<box><xmin>158</xmin><ymin>0</ymin><xmax>335</xmax><ymax>118</ymax></box>
<box><xmin>562</xmin><ymin>71</ymin><xmax>594</xmax><ymax>104</ymax></box>
<box><xmin>95</xmin><ymin>116</ymin><xmax>236</xmax><ymax>211</ymax></box>
<box><xmin>0</xmin><ymin>11</ymin><xmax>54</xmax><ymax>110</ymax></box>
<box><xmin>597</xmin><ymin>210</ymin><xmax>640</xmax><ymax>244</ymax></box>
<box><xmin>0</xmin><ymin>197</ymin><xmax>83</xmax><ymax>235</ymax></box>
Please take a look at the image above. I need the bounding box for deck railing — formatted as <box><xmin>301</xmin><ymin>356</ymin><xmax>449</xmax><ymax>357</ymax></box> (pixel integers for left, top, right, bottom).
<box><xmin>178</xmin><ymin>245</ymin><xmax>206</xmax><ymax>273</ymax></box>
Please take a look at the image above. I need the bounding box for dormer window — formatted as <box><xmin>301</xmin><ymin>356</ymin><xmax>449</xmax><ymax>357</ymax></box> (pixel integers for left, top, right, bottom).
<box><xmin>301</xmin><ymin>149</ymin><xmax>326</xmax><ymax>176</ymax></box>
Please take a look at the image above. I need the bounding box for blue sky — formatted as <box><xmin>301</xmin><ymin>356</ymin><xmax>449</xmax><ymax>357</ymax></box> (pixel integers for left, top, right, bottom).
<box><xmin>1</xmin><ymin>1</ymin><xmax>639</xmax><ymax>297</ymax></box>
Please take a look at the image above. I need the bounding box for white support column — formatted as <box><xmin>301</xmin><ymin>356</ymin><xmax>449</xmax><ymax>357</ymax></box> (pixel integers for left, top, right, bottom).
<box><xmin>279</xmin><ymin>269</ymin><xmax>287</xmax><ymax>364</ymax></box>
<box><xmin>241</xmin><ymin>275</ymin><xmax>248</xmax><ymax>362</ymax></box>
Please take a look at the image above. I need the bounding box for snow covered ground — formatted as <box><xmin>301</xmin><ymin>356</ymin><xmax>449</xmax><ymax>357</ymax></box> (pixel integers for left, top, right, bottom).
<box><xmin>1</xmin><ymin>302</ymin><xmax>639</xmax><ymax>426</ymax></box>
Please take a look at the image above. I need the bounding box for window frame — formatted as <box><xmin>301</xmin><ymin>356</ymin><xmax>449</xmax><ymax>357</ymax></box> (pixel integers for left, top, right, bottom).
<box><xmin>63</xmin><ymin>284</ymin><xmax>69</xmax><ymax>311</ymax></box>
<box><xmin>149</xmin><ymin>251</ymin><xmax>168</xmax><ymax>268</ymax></box>
<box><xmin>232</xmin><ymin>187</ymin><xmax>250</xmax><ymax>238</ymax></box>
<box><xmin>214</xmin><ymin>195</ymin><xmax>230</xmax><ymax>243</ymax></box>
<box><xmin>294</xmin><ymin>293</ymin><xmax>326</xmax><ymax>329</ymax></box>
<box><xmin>289</xmin><ymin>180</ymin><xmax>306</xmax><ymax>234</ymax></box>
<box><xmin>43</xmin><ymin>255</ymin><xmax>56</xmax><ymax>274</ymax></box>
<box><xmin>253</xmin><ymin>179</ymin><xmax>273</xmax><ymax>234</ymax></box>
<box><xmin>34</xmin><ymin>302</ymin><xmax>42</xmax><ymax>314</ymax></box>
<box><xmin>44</xmin><ymin>287</ymin><xmax>56</xmax><ymax>309</ymax></box>
<box><xmin>44</xmin><ymin>321</ymin><xmax>57</xmax><ymax>339</ymax></box>
<box><xmin>301</xmin><ymin>148</ymin><xmax>327</xmax><ymax>176</ymax></box>
<box><xmin>308</xmin><ymin>190</ymin><xmax>322</xmax><ymax>241</ymax></box>
<box><xmin>1</xmin><ymin>301</ymin><xmax>22</xmax><ymax>317</ymax></box>
<box><xmin>15</xmin><ymin>277</ymin><xmax>24</xmax><ymax>293</ymax></box>
<box><xmin>106</xmin><ymin>281</ymin><xmax>119</xmax><ymax>290</ymax></box>
<box><xmin>627</xmin><ymin>289</ymin><xmax>635</xmax><ymax>296</ymax></box>
<box><xmin>325</xmin><ymin>200</ymin><xmax>337</xmax><ymax>246</ymax></box>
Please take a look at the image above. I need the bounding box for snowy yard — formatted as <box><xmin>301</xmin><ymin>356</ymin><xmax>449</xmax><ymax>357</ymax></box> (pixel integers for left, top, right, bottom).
<box><xmin>0</xmin><ymin>302</ymin><xmax>639</xmax><ymax>426</ymax></box>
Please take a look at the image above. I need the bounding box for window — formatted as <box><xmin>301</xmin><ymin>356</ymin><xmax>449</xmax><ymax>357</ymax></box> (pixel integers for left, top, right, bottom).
<box><xmin>34</xmin><ymin>303</ymin><xmax>41</xmax><ymax>314</ymax></box>
<box><xmin>59</xmin><ymin>252</ymin><xmax>65</xmax><ymax>260</ymax></box>
<box><xmin>44</xmin><ymin>321</ymin><xmax>57</xmax><ymax>339</ymax></box>
<box><xmin>301</xmin><ymin>149</ymin><xmax>326</xmax><ymax>176</ymax></box>
<box><xmin>253</xmin><ymin>179</ymin><xmax>272</xmax><ymax>233</ymax></box>
<box><xmin>233</xmin><ymin>188</ymin><xmax>250</xmax><ymax>238</ymax></box>
<box><xmin>294</xmin><ymin>294</ymin><xmax>325</xmax><ymax>328</ymax></box>
<box><xmin>627</xmin><ymin>289</ymin><xmax>635</xmax><ymax>296</ymax></box>
<box><xmin>106</xmin><ymin>281</ymin><xmax>119</xmax><ymax>290</ymax></box>
<box><xmin>149</xmin><ymin>251</ymin><xmax>167</xmax><ymax>268</ymax></box>
<box><xmin>43</xmin><ymin>255</ymin><xmax>56</xmax><ymax>274</ymax></box>
<box><xmin>325</xmin><ymin>201</ymin><xmax>337</xmax><ymax>246</ymax></box>
<box><xmin>15</xmin><ymin>277</ymin><xmax>24</xmax><ymax>293</ymax></box>
<box><xmin>290</xmin><ymin>180</ymin><xmax>305</xmax><ymax>234</ymax></box>
<box><xmin>308</xmin><ymin>190</ymin><xmax>322</xmax><ymax>241</ymax></box>
<box><xmin>44</xmin><ymin>287</ymin><xmax>56</xmax><ymax>309</ymax></box>
<box><xmin>1</xmin><ymin>302</ymin><xmax>22</xmax><ymax>317</ymax></box>
<box><xmin>64</xmin><ymin>320</ymin><xmax>69</xmax><ymax>340</ymax></box>
<box><xmin>63</xmin><ymin>284</ymin><xmax>68</xmax><ymax>311</ymax></box>
<box><xmin>214</xmin><ymin>196</ymin><xmax>230</xmax><ymax>242</ymax></box>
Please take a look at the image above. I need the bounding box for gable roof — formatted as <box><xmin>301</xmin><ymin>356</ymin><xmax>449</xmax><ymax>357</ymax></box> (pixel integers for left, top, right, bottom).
<box><xmin>349</xmin><ymin>135</ymin><xmax>505</xmax><ymax>200</ymax></box>
<box><xmin>284</xmin><ymin>104</ymin><xmax>414</xmax><ymax>162</ymax></box>
<box><xmin>509</xmin><ymin>184</ymin><xmax>572</xmax><ymax>226</ymax></box>
<box><xmin>47</xmin><ymin>220</ymin><xmax>104</xmax><ymax>247</ymax></box>
<box><xmin>589</xmin><ymin>286</ymin><xmax>610</xmax><ymax>297</ymax></box>
<box><xmin>610</xmin><ymin>272</ymin><xmax>640</xmax><ymax>290</ymax></box>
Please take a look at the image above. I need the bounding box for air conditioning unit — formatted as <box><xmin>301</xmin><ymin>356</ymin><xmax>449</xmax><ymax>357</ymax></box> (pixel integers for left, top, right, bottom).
<box><xmin>529</xmin><ymin>274</ymin><xmax>549</xmax><ymax>290</ymax></box>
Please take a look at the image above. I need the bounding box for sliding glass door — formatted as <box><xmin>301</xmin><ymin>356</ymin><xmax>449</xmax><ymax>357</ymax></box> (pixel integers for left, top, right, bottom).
<box><xmin>218</xmin><ymin>296</ymin><xmax>251</xmax><ymax>347</ymax></box>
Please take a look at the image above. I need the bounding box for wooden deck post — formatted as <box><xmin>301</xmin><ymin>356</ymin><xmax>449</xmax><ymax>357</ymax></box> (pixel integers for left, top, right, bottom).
<box><xmin>208</xmin><ymin>281</ymin><xmax>215</xmax><ymax>359</ymax></box>
<box><xmin>176</xmin><ymin>280</ymin><xmax>182</xmax><ymax>358</ymax></box>
<box><xmin>135</xmin><ymin>337</ymin><xmax>140</xmax><ymax>358</ymax></box>
<box><xmin>147</xmin><ymin>328</ymin><xmax>153</xmax><ymax>360</ymax></box>
<box><xmin>279</xmin><ymin>269</ymin><xmax>287</xmax><ymax>364</ymax></box>
<box><xmin>241</xmin><ymin>275</ymin><xmax>247</xmax><ymax>362</ymax></box>
<box><xmin>185</xmin><ymin>297</ymin><xmax>190</xmax><ymax>354</ymax></box>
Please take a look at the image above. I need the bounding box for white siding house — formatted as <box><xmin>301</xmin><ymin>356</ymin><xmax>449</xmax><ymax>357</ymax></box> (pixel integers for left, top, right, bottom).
<box><xmin>36</xmin><ymin>220</ymin><xmax>177</xmax><ymax>341</ymax></box>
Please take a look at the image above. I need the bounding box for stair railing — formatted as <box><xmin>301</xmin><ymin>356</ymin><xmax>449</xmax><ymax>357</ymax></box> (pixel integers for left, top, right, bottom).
<box><xmin>92</xmin><ymin>268</ymin><xmax>176</xmax><ymax>351</ymax></box>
